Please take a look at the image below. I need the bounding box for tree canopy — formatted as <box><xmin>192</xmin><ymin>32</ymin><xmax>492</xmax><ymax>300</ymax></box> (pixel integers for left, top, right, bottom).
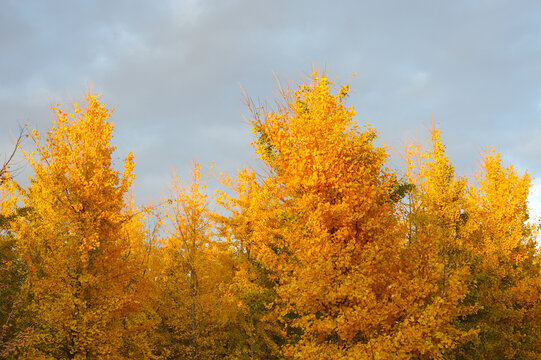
<box><xmin>0</xmin><ymin>72</ymin><xmax>539</xmax><ymax>359</ymax></box>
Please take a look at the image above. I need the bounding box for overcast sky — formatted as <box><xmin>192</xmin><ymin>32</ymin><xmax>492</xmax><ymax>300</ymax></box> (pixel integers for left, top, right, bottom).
<box><xmin>1</xmin><ymin>0</ymin><xmax>541</xmax><ymax>218</ymax></box>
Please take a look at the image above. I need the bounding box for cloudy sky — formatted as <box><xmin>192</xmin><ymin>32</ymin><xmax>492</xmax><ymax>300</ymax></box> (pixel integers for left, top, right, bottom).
<box><xmin>1</xmin><ymin>0</ymin><xmax>541</xmax><ymax>217</ymax></box>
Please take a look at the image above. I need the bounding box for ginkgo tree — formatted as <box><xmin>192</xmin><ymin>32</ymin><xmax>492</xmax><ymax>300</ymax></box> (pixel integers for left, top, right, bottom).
<box><xmin>0</xmin><ymin>172</ymin><xmax>34</xmax><ymax>359</ymax></box>
<box><xmin>243</xmin><ymin>72</ymin><xmax>480</xmax><ymax>359</ymax></box>
<box><xmin>153</xmin><ymin>162</ymin><xmax>233</xmax><ymax>360</ymax></box>
<box><xmin>399</xmin><ymin>127</ymin><xmax>480</xmax><ymax>356</ymax></box>
<box><xmin>450</xmin><ymin>149</ymin><xmax>541</xmax><ymax>359</ymax></box>
<box><xmin>13</xmin><ymin>94</ymin><xmax>152</xmax><ymax>359</ymax></box>
<box><xmin>0</xmin><ymin>132</ymin><xmax>32</xmax><ymax>358</ymax></box>
<box><xmin>216</xmin><ymin>168</ymin><xmax>284</xmax><ymax>360</ymax></box>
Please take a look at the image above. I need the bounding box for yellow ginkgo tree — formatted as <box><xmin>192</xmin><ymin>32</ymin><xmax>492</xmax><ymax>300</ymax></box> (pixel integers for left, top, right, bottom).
<box><xmin>14</xmin><ymin>95</ymin><xmax>151</xmax><ymax>359</ymax></box>
<box><xmin>452</xmin><ymin>149</ymin><xmax>541</xmax><ymax>359</ymax></box>
<box><xmin>154</xmin><ymin>162</ymin><xmax>233</xmax><ymax>360</ymax></box>
<box><xmin>0</xmin><ymin>172</ymin><xmax>34</xmax><ymax>359</ymax></box>
<box><xmin>399</xmin><ymin>127</ymin><xmax>480</xmax><ymax>357</ymax></box>
<box><xmin>216</xmin><ymin>168</ymin><xmax>283</xmax><ymax>359</ymax></box>
<box><xmin>244</xmin><ymin>72</ymin><xmax>479</xmax><ymax>359</ymax></box>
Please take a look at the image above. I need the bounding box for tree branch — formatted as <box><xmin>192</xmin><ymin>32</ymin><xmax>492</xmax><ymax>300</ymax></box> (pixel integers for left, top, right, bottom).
<box><xmin>1</xmin><ymin>125</ymin><xmax>27</xmax><ymax>185</ymax></box>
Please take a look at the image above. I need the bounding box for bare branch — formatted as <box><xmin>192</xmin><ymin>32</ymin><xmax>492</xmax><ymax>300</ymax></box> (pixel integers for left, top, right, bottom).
<box><xmin>0</xmin><ymin>125</ymin><xmax>27</xmax><ymax>186</ymax></box>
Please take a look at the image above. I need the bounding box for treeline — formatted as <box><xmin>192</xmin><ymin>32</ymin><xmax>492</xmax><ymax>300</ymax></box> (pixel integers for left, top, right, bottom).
<box><xmin>0</xmin><ymin>72</ymin><xmax>540</xmax><ymax>359</ymax></box>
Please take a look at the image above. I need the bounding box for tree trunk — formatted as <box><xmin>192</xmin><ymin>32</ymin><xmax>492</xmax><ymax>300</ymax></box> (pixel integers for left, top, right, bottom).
<box><xmin>249</xmin><ymin>313</ymin><xmax>254</xmax><ymax>360</ymax></box>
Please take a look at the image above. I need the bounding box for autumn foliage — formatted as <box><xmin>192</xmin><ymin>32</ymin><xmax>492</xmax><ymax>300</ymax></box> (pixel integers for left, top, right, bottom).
<box><xmin>0</xmin><ymin>72</ymin><xmax>540</xmax><ymax>359</ymax></box>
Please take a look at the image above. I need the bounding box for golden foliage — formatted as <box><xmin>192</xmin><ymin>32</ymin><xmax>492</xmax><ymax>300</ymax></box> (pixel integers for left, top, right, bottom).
<box><xmin>0</xmin><ymin>72</ymin><xmax>539</xmax><ymax>360</ymax></box>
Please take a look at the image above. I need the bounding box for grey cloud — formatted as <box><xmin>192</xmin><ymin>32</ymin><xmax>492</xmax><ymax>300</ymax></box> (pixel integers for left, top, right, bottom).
<box><xmin>1</xmin><ymin>0</ymin><xmax>541</xmax><ymax>209</ymax></box>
